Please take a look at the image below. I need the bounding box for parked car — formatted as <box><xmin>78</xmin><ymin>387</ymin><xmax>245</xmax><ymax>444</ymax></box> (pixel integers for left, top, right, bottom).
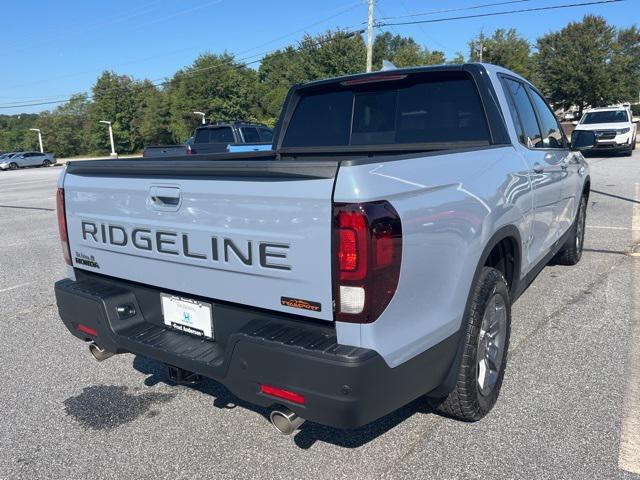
<box><xmin>573</xmin><ymin>106</ymin><xmax>637</xmax><ymax>156</ymax></box>
<box><xmin>142</xmin><ymin>122</ymin><xmax>273</xmax><ymax>157</ymax></box>
<box><xmin>54</xmin><ymin>64</ymin><xmax>592</xmax><ymax>434</ymax></box>
<box><xmin>0</xmin><ymin>151</ymin><xmax>56</xmax><ymax>170</ymax></box>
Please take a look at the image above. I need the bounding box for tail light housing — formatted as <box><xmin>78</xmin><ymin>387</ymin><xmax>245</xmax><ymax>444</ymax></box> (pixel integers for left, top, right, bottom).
<box><xmin>56</xmin><ymin>188</ymin><xmax>72</xmax><ymax>265</ymax></box>
<box><xmin>186</xmin><ymin>144</ymin><xmax>193</xmax><ymax>155</ymax></box>
<box><xmin>333</xmin><ymin>201</ymin><xmax>402</xmax><ymax>323</ymax></box>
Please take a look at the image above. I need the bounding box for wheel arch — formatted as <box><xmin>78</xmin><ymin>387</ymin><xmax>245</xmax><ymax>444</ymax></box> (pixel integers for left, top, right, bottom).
<box><xmin>427</xmin><ymin>224</ymin><xmax>522</xmax><ymax>398</ymax></box>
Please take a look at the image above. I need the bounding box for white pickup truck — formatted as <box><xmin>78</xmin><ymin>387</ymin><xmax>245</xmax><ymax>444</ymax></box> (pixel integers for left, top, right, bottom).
<box><xmin>54</xmin><ymin>64</ymin><xmax>594</xmax><ymax>434</ymax></box>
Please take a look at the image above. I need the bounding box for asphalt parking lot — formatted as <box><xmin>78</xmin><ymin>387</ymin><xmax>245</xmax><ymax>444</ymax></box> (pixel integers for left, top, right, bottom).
<box><xmin>1</xmin><ymin>153</ymin><xmax>640</xmax><ymax>480</ymax></box>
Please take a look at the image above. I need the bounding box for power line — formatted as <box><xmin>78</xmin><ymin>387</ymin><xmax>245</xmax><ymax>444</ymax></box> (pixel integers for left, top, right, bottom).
<box><xmin>0</xmin><ymin>1</ymin><xmax>363</xmax><ymax>102</ymax></box>
<box><xmin>0</xmin><ymin>29</ymin><xmax>365</xmax><ymax>110</ymax></box>
<box><xmin>374</xmin><ymin>0</ymin><xmax>531</xmax><ymax>22</ymax></box>
<box><xmin>378</xmin><ymin>0</ymin><xmax>625</xmax><ymax>27</ymax></box>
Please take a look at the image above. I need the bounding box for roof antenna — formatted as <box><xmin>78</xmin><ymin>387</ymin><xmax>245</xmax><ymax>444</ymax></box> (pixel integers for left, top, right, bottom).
<box><xmin>380</xmin><ymin>59</ymin><xmax>397</xmax><ymax>71</ymax></box>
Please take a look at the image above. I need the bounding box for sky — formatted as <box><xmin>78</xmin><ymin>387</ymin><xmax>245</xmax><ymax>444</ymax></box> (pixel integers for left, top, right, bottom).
<box><xmin>0</xmin><ymin>0</ymin><xmax>636</xmax><ymax>115</ymax></box>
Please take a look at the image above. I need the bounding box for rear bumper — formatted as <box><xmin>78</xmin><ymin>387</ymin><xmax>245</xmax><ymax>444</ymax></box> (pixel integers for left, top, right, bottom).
<box><xmin>54</xmin><ymin>273</ymin><xmax>458</xmax><ymax>429</ymax></box>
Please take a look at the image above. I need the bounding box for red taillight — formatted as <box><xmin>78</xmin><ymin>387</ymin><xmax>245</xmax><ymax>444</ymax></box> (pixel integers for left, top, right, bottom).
<box><xmin>77</xmin><ymin>324</ymin><xmax>97</xmax><ymax>337</ymax></box>
<box><xmin>333</xmin><ymin>201</ymin><xmax>402</xmax><ymax>323</ymax></box>
<box><xmin>56</xmin><ymin>188</ymin><xmax>71</xmax><ymax>265</ymax></box>
<box><xmin>337</xmin><ymin>210</ymin><xmax>367</xmax><ymax>281</ymax></box>
<box><xmin>260</xmin><ymin>384</ymin><xmax>305</xmax><ymax>404</ymax></box>
<box><xmin>186</xmin><ymin>145</ymin><xmax>193</xmax><ymax>155</ymax></box>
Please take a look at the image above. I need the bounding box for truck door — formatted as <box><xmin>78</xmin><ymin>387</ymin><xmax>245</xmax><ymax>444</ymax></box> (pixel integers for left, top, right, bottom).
<box><xmin>528</xmin><ymin>87</ymin><xmax>582</xmax><ymax>237</ymax></box>
<box><xmin>501</xmin><ymin>77</ymin><xmax>564</xmax><ymax>265</ymax></box>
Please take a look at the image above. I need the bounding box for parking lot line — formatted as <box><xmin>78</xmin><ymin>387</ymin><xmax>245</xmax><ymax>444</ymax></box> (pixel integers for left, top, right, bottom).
<box><xmin>618</xmin><ymin>182</ymin><xmax>640</xmax><ymax>475</ymax></box>
<box><xmin>0</xmin><ymin>282</ymin><xmax>34</xmax><ymax>294</ymax></box>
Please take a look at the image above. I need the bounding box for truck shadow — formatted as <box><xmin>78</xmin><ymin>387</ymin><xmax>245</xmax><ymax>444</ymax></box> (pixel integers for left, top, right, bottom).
<box><xmin>132</xmin><ymin>355</ymin><xmax>434</xmax><ymax>449</ymax></box>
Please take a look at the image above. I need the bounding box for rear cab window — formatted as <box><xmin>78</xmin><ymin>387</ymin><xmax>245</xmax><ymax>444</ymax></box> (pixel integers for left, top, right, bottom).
<box><xmin>194</xmin><ymin>127</ymin><xmax>234</xmax><ymax>144</ymax></box>
<box><xmin>282</xmin><ymin>71</ymin><xmax>491</xmax><ymax>149</ymax></box>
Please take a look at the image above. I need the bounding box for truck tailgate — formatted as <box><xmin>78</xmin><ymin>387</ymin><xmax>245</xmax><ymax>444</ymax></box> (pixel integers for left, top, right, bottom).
<box><xmin>62</xmin><ymin>159</ymin><xmax>338</xmax><ymax>321</ymax></box>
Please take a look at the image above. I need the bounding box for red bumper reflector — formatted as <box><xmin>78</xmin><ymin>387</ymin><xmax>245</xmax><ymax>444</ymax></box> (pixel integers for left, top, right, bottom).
<box><xmin>77</xmin><ymin>324</ymin><xmax>97</xmax><ymax>337</ymax></box>
<box><xmin>260</xmin><ymin>384</ymin><xmax>305</xmax><ymax>404</ymax></box>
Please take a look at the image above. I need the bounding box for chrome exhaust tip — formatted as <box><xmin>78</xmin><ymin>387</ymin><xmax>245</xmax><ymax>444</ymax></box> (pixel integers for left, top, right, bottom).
<box><xmin>269</xmin><ymin>408</ymin><xmax>305</xmax><ymax>435</ymax></box>
<box><xmin>89</xmin><ymin>343</ymin><xmax>115</xmax><ymax>362</ymax></box>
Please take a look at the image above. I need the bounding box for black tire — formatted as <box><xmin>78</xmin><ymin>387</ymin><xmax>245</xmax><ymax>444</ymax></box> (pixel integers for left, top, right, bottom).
<box><xmin>42</xmin><ymin>159</ymin><xmax>51</xmax><ymax>167</ymax></box>
<box><xmin>9</xmin><ymin>162</ymin><xmax>17</xmax><ymax>170</ymax></box>
<box><xmin>554</xmin><ymin>194</ymin><xmax>587</xmax><ymax>266</ymax></box>
<box><xmin>633</xmin><ymin>138</ymin><xmax>636</xmax><ymax>150</ymax></box>
<box><xmin>625</xmin><ymin>147</ymin><xmax>633</xmax><ymax>157</ymax></box>
<box><xmin>428</xmin><ymin>267</ymin><xmax>511</xmax><ymax>422</ymax></box>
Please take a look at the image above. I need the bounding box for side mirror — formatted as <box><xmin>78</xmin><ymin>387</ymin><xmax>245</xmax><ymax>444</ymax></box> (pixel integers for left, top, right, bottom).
<box><xmin>571</xmin><ymin>130</ymin><xmax>596</xmax><ymax>151</ymax></box>
<box><xmin>572</xmin><ymin>120</ymin><xmax>579</xmax><ymax>126</ymax></box>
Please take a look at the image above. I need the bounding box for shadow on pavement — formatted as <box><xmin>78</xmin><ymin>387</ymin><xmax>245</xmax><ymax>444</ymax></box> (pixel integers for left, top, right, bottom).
<box><xmin>132</xmin><ymin>355</ymin><xmax>436</xmax><ymax>449</ymax></box>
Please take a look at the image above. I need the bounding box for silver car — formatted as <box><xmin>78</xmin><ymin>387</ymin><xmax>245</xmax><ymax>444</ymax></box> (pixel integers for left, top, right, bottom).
<box><xmin>0</xmin><ymin>151</ymin><xmax>56</xmax><ymax>170</ymax></box>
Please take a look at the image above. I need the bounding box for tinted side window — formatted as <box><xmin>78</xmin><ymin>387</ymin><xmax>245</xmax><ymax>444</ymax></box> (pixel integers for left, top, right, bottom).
<box><xmin>503</xmin><ymin>78</ymin><xmax>542</xmax><ymax>148</ymax></box>
<box><xmin>502</xmin><ymin>82</ymin><xmax>524</xmax><ymax>143</ymax></box>
<box><xmin>241</xmin><ymin>127</ymin><xmax>260</xmax><ymax>143</ymax></box>
<box><xmin>208</xmin><ymin>127</ymin><xmax>234</xmax><ymax>143</ymax></box>
<box><xmin>258</xmin><ymin>128</ymin><xmax>273</xmax><ymax>142</ymax></box>
<box><xmin>529</xmin><ymin>89</ymin><xmax>564</xmax><ymax>148</ymax></box>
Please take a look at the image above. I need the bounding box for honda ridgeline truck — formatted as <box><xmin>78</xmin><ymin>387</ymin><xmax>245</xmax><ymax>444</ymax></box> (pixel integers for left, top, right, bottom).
<box><xmin>54</xmin><ymin>64</ymin><xmax>594</xmax><ymax>434</ymax></box>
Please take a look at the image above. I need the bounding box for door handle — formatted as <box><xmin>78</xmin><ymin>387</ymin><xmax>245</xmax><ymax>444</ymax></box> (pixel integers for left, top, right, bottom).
<box><xmin>149</xmin><ymin>186</ymin><xmax>181</xmax><ymax>210</ymax></box>
<box><xmin>533</xmin><ymin>163</ymin><xmax>544</xmax><ymax>174</ymax></box>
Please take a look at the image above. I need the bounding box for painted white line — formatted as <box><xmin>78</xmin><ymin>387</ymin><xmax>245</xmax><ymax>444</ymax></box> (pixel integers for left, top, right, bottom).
<box><xmin>0</xmin><ymin>282</ymin><xmax>33</xmax><ymax>294</ymax></box>
<box><xmin>587</xmin><ymin>225</ymin><xmax>636</xmax><ymax>231</ymax></box>
<box><xmin>619</xmin><ymin>182</ymin><xmax>640</xmax><ymax>475</ymax></box>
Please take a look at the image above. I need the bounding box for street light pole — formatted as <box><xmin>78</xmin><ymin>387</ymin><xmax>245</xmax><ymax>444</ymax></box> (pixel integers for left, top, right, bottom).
<box><xmin>99</xmin><ymin>120</ymin><xmax>117</xmax><ymax>157</ymax></box>
<box><xmin>193</xmin><ymin>111</ymin><xmax>206</xmax><ymax>124</ymax></box>
<box><xmin>366</xmin><ymin>0</ymin><xmax>375</xmax><ymax>73</ymax></box>
<box><xmin>29</xmin><ymin>128</ymin><xmax>43</xmax><ymax>153</ymax></box>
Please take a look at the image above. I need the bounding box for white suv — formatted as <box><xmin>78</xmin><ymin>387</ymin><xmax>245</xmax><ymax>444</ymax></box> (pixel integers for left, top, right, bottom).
<box><xmin>573</xmin><ymin>106</ymin><xmax>637</xmax><ymax>156</ymax></box>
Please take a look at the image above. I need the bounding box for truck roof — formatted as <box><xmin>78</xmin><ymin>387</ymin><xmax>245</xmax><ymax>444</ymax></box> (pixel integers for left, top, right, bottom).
<box><xmin>296</xmin><ymin>63</ymin><xmax>530</xmax><ymax>90</ymax></box>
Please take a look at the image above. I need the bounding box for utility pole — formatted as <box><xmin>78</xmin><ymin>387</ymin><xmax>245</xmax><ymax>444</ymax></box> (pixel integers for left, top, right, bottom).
<box><xmin>366</xmin><ymin>0</ymin><xmax>375</xmax><ymax>73</ymax></box>
<box><xmin>99</xmin><ymin>120</ymin><xmax>117</xmax><ymax>157</ymax></box>
<box><xmin>29</xmin><ymin>128</ymin><xmax>43</xmax><ymax>153</ymax></box>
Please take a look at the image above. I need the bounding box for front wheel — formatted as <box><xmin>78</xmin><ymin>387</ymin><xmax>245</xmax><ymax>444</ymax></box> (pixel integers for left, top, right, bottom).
<box><xmin>9</xmin><ymin>162</ymin><xmax>18</xmax><ymax>170</ymax></box>
<box><xmin>428</xmin><ymin>267</ymin><xmax>511</xmax><ymax>421</ymax></box>
<box><xmin>554</xmin><ymin>194</ymin><xmax>587</xmax><ymax>265</ymax></box>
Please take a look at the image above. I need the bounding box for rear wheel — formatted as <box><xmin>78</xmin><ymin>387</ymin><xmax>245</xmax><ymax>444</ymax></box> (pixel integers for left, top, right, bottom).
<box><xmin>9</xmin><ymin>162</ymin><xmax>17</xmax><ymax>170</ymax></box>
<box><xmin>428</xmin><ymin>267</ymin><xmax>511</xmax><ymax>421</ymax></box>
<box><xmin>42</xmin><ymin>159</ymin><xmax>51</xmax><ymax>167</ymax></box>
<box><xmin>554</xmin><ymin>194</ymin><xmax>587</xmax><ymax>265</ymax></box>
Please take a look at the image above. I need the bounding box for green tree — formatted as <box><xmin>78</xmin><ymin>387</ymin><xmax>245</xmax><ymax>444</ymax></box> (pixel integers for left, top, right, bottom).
<box><xmin>536</xmin><ymin>15</ymin><xmax>619</xmax><ymax>114</ymax></box>
<box><xmin>138</xmin><ymin>84</ymin><xmax>172</xmax><ymax>146</ymax></box>
<box><xmin>34</xmin><ymin>94</ymin><xmax>90</xmax><ymax>157</ymax></box>
<box><xmin>373</xmin><ymin>32</ymin><xmax>447</xmax><ymax>68</ymax></box>
<box><xmin>610</xmin><ymin>25</ymin><xmax>640</xmax><ymax>105</ymax></box>
<box><xmin>88</xmin><ymin>71</ymin><xmax>149</xmax><ymax>154</ymax></box>
<box><xmin>0</xmin><ymin>114</ymin><xmax>38</xmax><ymax>152</ymax></box>
<box><xmin>167</xmin><ymin>53</ymin><xmax>261</xmax><ymax>142</ymax></box>
<box><xmin>259</xmin><ymin>30</ymin><xmax>366</xmax><ymax>119</ymax></box>
<box><xmin>469</xmin><ymin>29</ymin><xmax>535</xmax><ymax>79</ymax></box>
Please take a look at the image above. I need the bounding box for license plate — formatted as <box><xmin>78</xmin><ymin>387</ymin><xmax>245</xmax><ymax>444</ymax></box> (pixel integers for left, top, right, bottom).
<box><xmin>160</xmin><ymin>294</ymin><xmax>213</xmax><ymax>339</ymax></box>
